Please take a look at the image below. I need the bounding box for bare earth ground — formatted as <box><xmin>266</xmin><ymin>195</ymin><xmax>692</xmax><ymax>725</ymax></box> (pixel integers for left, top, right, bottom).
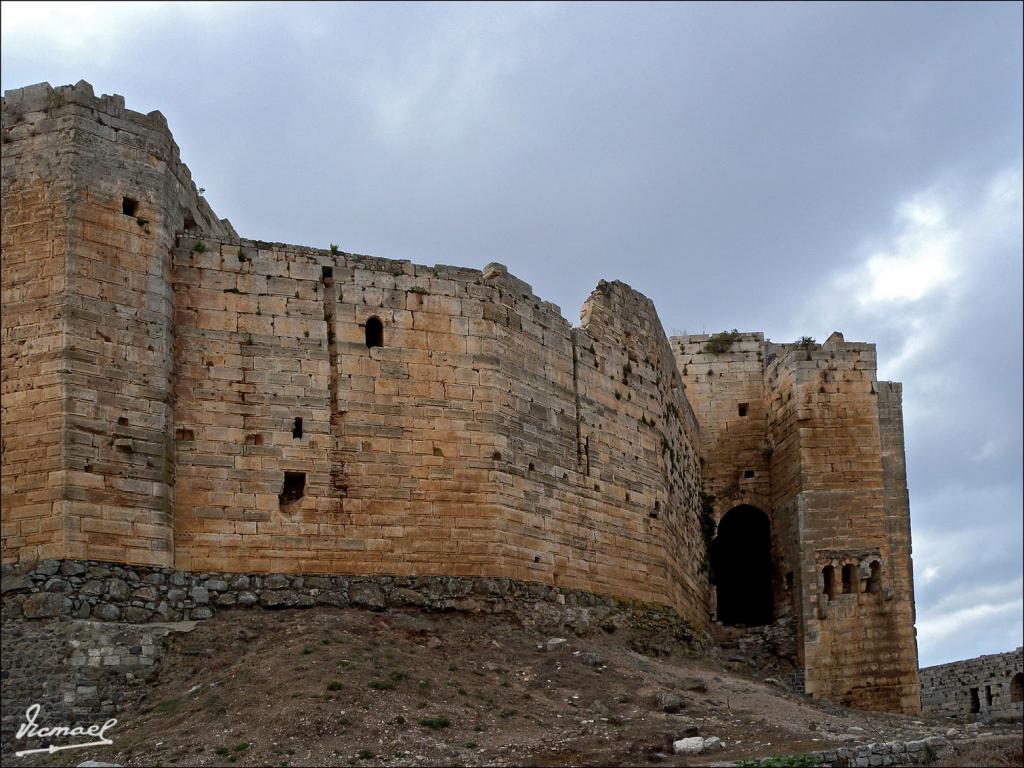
<box><xmin>12</xmin><ymin>607</ymin><xmax>1024</xmax><ymax>767</ymax></box>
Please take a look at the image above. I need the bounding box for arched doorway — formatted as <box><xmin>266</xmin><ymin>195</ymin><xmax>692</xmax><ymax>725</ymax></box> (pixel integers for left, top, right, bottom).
<box><xmin>710</xmin><ymin>504</ymin><xmax>773</xmax><ymax>626</ymax></box>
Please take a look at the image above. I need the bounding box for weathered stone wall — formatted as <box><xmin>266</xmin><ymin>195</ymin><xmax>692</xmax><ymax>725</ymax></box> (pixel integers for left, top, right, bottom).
<box><xmin>920</xmin><ymin>647</ymin><xmax>1024</xmax><ymax>718</ymax></box>
<box><xmin>170</xmin><ymin>237</ymin><xmax>707</xmax><ymax>624</ymax></box>
<box><xmin>3</xmin><ymin>82</ymin><xmax>707</xmax><ymax>628</ymax></box>
<box><xmin>673</xmin><ymin>331</ymin><xmax>920</xmax><ymax>714</ymax></box>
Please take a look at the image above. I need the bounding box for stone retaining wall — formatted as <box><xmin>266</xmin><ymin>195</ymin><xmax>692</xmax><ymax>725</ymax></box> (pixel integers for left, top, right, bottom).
<box><xmin>810</xmin><ymin>735</ymin><xmax>949</xmax><ymax>767</ymax></box>
<box><xmin>1</xmin><ymin>559</ymin><xmax>703</xmax><ymax>641</ymax></box>
<box><xmin>0</xmin><ymin>617</ymin><xmax>191</xmax><ymax>762</ymax></box>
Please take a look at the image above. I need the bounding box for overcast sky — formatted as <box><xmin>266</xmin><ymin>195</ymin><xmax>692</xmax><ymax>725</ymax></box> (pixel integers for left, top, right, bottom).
<box><xmin>3</xmin><ymin>1</ymin><xmax>1021</xmax><ymax>668</ymax></box>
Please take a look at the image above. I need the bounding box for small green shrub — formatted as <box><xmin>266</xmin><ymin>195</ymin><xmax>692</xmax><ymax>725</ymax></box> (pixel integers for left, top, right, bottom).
<box><xmin>409</xmin><ymin>286</ymin><xmax>428</xmax><ymax>294</ymax></box>
<box><xmin>368</xmin><ymin>678</ymin><xmax>395</xmax><ymax>690</ymax></box>
<box><xmin>357</xmin><ymin>749</ymin><xmax>375</xmax><ymax>760</ymax></box>
<box><xmin>418</xmin><ymin>716</ymin><xmax>450</xmax><ymax>730</ymax></box>
<box><xmin>155</xmin><ymin>697</ymin><xmax>181</xmax><ymax>714</ymax></box>
<box><xmin>233</xmin><ymin>743</ymin><xmax>250</xmax><ymax>752</ymax></box>
<box><xmin>215</xmin><ymin>746</ymin><xmax>231</xmax><ymax>756</ymax></box>
<box><xmin>326</xmin><ymin>680</ymin><xmax>343</xmax><ymax>691</ymax></box>
<box><xmin>192</xmin><ymin>241</ymin><xmax>206</xmax><ymax>253</ymax></box>
<box><xmin>795</xmin><ymin>336</ymin><xmax>816</xmax><ymax>349</ymax></box>
<box><xmin>736</xmin><ymin>755</ymin><xmax>821</xmax><ymax>768</ymax></box>
<box><xmin>704</xmin><ymin>329</ymin><xmax>740</xmax><ymax>354</ymax></box>
<box><xmin>330</xmin><ymin>243</ymin><xmax>340</xmax><ymax>254</ymax></box>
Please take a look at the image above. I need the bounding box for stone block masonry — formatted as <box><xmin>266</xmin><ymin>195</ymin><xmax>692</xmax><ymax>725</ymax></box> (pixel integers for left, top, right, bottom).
<box><xmin>920</xmin><ymin>647</ymin><xmax>1023</xmax><ymax>719</ymax></box>
<box><xmin>2</xmin><ymin>80</ymin><xmax>922</xmax><ymax>715</ymax></box>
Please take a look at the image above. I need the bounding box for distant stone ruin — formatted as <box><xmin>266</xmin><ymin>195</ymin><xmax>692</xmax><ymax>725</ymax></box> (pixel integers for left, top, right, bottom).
<box><xmin>1</xmin><ymin>80</ymin><xmax>920</xmax><ymax>714</ymax></box>
<box><xmin>921</xmin><ymin>647</ymin><xmax>1024</xmax><ymax>719</ymax></box>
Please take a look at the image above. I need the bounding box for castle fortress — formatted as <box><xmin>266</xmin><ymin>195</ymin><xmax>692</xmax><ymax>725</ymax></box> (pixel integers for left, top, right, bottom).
<box><xmin>0</xmin><ymin>81</ymin><xmax>920</xmax><ymax>714</ymax></box>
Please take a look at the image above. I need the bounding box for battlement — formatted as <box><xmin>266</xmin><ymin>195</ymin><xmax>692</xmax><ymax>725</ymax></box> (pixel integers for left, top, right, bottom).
<box><xmin>1</xmin><ymin>81</ymin><xmax>919</xmax><ymax>715</ymax></box>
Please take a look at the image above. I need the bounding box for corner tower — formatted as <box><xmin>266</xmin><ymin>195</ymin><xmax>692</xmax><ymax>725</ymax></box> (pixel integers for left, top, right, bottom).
<box><xmin>1</xmin><ymin>81</ymin><xmax>233</xmax><ymax>566</ymax></box>
<box><xmin>673</xmin><ymin>331</ymin><xmax>921</xmax><ymax>714</ymax></box>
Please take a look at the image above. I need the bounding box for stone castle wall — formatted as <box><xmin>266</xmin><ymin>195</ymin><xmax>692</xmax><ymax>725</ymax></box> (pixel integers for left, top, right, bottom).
<box><xmin>920</xmin><ymin>647</ymin><xmax>1023</xmax><ymax>719</ymax></box>
<box><xmin>2</xmin><ymin>81</ymin><xmax>923</xmax><ymax>714</ymax></box>
<box><xmin>2</xmin><ymin>81</ymin><xmax>708</xmax><ymax>631</ymax></box>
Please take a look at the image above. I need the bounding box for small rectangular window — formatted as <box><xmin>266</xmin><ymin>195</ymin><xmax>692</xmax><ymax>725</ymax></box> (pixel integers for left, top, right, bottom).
<box><xmin>279</xmin><ymin>471</ymin><xmax>306</xmax><ymax>509</ymax></box>
<box><xmin>122</xmin><ymin>197</ymin><xmax>138</xmax><ymax>216</ymax></box>
<box><xmin>743</xmin><ymin>469</ymin><xmax>755</xmax><ymax>479</ymax></box>
<box><xmin>738</xmin><ymin>403</ymin><xmax>749</xmax><ymax>417</ymax></box>
<box><xmin>292</xmin><ymin>417</ymin><xmax>303</xmax><ymax>439</ymax></box>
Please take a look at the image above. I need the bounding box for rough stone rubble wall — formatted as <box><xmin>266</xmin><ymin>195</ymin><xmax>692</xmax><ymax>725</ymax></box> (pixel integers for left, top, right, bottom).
<box><xmin>920</xmin><ymin>647</ymin><xmax>1024</xmax><ymax>718</ymax></box>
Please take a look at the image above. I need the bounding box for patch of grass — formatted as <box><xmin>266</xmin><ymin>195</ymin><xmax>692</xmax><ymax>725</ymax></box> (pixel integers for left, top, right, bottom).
<box><xmin>464</xmin><ymin>741</ymin><xmax>478</xmax><ymax>749</ymax></box>
<box><xmin>418</xmin><ymin>679</ymin><xmax>430</xmax><ymax>689</ymax></box>
<box><xmin>357</xmin><ymin>749</ymin><xmax>375</xmax><ymax>760</ymax></box>
<box><xmin>499</xmin><ymin>708</ymin><xmax>517</xmax><ymax>718</ymax></box>
<box><xmin>327</xmin><ymin>680</ymin><xmax>343</xmax><ymax>691</ymax></box>
<box><xmin>233</xmin><ymin>743</ymin><xmax>250</xmax><ymax>752</ymax></box>
<box><xmin>192</xmin><ymin>241</ymin><xmax>206</xmax><ymax>253</ymax></box>
<box><xmin>418</xmin><ymin>716</ymin><xmax>451</xmax><ymax>730</ymax></box>
<box><xmin>409</xmin><ymin>286</ymin><xmax>428</xmax><ymax>294</ymax></box>
<box><xmin>215</xmin><ymin>746</ymin><xmax>231</xmax><ymax>756</ymax></box>
<box><xmin>368</xmin><ymin>678</ymin><xmax>395</xmax><ymax>690</ymax></box>
<box><xmin>389</xmin><ymin>670</ymin><xmax>408</xmax><ymax>683</ymax></box>
<box><xmin>737</xmin><ymin>756</ymin><xmax>821</xmax><ymax>768</ymax></box>
<box><xmin>155</xmin><ymin>697</ymin><xmax>181</xmax><ymax>714</ymax></box>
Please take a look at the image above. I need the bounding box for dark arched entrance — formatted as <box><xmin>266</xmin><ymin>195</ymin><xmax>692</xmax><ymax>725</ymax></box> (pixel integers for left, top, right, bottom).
<box><xmin>710</xmin><ymin>505</ymin><xmax>773</xmax><ymax>627</ymax></box>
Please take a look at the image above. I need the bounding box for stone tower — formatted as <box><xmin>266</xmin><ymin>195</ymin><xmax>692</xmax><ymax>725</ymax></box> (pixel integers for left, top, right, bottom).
<box><xmin>673</xmin><ymin>331</ymin><xmax>920</xmax><ymax>714</ymax></box>
<box><xmin>1</xmin><ymin>81</ymin><xmax>233</xmax><ymax>567</ymax></box>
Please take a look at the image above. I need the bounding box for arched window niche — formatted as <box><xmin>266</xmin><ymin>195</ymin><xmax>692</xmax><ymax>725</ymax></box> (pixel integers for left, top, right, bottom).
<box><xmin>365</xmin><ymin>316</ymin><xmax>383</xmax><ymax>349</ymax></box>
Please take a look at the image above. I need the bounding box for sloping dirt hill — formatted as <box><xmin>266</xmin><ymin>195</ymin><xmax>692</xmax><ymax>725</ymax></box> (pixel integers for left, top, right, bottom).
<box><xmin>15</xmin><ymin>607</ymin><xmax>1021</xmax><ymax>767</ymax></box>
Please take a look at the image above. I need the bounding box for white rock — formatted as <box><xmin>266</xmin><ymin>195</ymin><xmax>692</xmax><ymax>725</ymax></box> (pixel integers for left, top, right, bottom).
<box><xmin>673</xmin><ymin>737</ymin><xmax>705</xmax><ymax>755</ymax></box>
<box><xmin>703</xmin><ymin>736</ymin><xmax>723</xmax><ymax>750</ymax></box>
<box><xmin>546</xmin><ymin>637</ymin><xmax>568</xmax><ymax>651</ymax></box>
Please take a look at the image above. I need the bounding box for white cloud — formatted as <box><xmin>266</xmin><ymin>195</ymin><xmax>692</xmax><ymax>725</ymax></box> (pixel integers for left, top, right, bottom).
<box><xmin>355</xmin><ymin>6</ymin><xmax>556</xmax><ymax>147</ymax></box>
<box><xmin>850</xmin><ymin>195</ymin><xmax>957</xmax><ymax>305</ymax></box>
